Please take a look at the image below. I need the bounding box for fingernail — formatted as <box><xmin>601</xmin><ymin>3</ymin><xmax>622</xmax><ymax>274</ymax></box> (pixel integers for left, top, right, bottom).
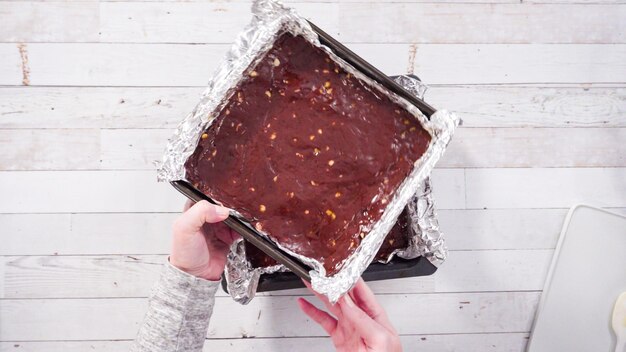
<box><xmin>216</xmin><ymin>206</ymin><xmax>230</xmax><ymax>217</ymax></box>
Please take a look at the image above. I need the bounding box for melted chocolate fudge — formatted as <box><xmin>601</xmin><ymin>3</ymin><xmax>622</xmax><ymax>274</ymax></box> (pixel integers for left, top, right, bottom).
<box><xmin>185</xmin><ymin>32</ymin><xmax>430</xmax><ymax>275</ymax></box>
<box><xmin>245</xmin><ymin>209</ymin><xmax>410</xmax><ymax>269</ymax></box>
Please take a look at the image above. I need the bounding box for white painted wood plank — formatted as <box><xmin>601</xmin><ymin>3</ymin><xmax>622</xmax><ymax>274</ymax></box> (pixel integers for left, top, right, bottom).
<box><xmin>5</xmin><ymin>208</ymin><xmax>602</xmax><ymax>255</ymax></box>
<box><xmin>1</xmin><ymin>85</ymin><xmax>624</xmax><ymax>129</ymax></box>
<box><xmin>0</xmin><ymin>2</ymin><xmax>99</xmax><ymax>42</ymax></box>
<box><xmin>430</xmin><ymin>169</ymin><xmax>466</xmax><ymax>209</ymax></box>
<box><xmin>0</xmin><ymin>43</ymin><xmax>626</xmax><ymax>87</ymax></box>
<box><xmin>0</xmin><ymin>129</ymin><xmax>101</xmax><ymax>170</ymax></box>
<box><xmin>1</xmin><ymin>128</ymin><xmax>602</xmax><ymax>171</ymax></box>
<box><xmin>8</xmin><ymin>127</ymin><xmax>623</xmax><ymax>171</ymax></box>
<box><xmin>410</xmin><ymin>44</ymin><xmax>626</xmax><ymax>85</ymax></box>
<box><xmin>23</xmin><ymin>43</ymin><xmax>227</xmax><ymax>87</ymax></box>
<box><xmin>338</xmin><ymin>3</ymin><xmax>626</xmax><ymax>44</ymax></box>
<box><xmin>466</xmin><ymin>167</ymin><xmax>626</xmax><ymax>208</ymax></box>
<box><xmin>0</xmin><ymin>292</ymin><xmax>540</xmax><ymax>340</ymax></box>
<box><xmin>439</xmin><ymin>208</ymin><xmax>569</xmax><ymax>250</ymax></box>
<box><xmin>0</xmin><ymin>213</ymin><xmax>175</xmax><ymax>255</ymax></box>
<box><xmin>1</xmin><ymin>44</ymin><xmax>623</xmax><ymax>86</ymax></box>
<box><xmin>442</xmin><ymin>127</ymin><xmax>626</xmax><ymax>168</ymax></box>
<box><xmin>0</xmin><ymin>250</ymin><xmax>552</xmax><ymax>298</ymax></box>
<box><xmin>0</xmin><ymin>171</ymin><xmax>186</xmax><ymax>213</ymax></box>
<box><xmin>97</xmin><ymin>3</ymin><xmax>626</xmax><ymax>44</ymax></box>
<box><xmin>4</xmin><ymin>169</ymin><xmax>625</xmax><ymax>213</ymax></box>
<box><xmin>99</xmin><ymin>129</ymin><xmax>171</xmax><ymax>170</ymax></box>
<box><xmin>4</xmin><ymin>129</ymin><xmax>625</xmax><ymax>172</ymax></box>
<box><xmin>1</xmin><ymin>255</ymin><xmax>165</xmax><ymax>299</ymax></box>
<box><xmin>98</xmin><ymin>2</ymin><xmax>340</xmax><ymax>44</ymax></box>
<box><xmin>0</xmin><ymin>169</ymin><xmax>464</xmax><ymax>213</ymax></box>
<box><xmin>0</xmin><ymin>45</ymin><xmax>22</xmax><ymax>86</ymax></box>
<box><xmin>92</xmin><ymin>127</ymin><xmax>626</xmax><ymax>171</ymax></box>
<box><xmin>0</xmin><ymin>333</ymin><xmax>530</xmax><ymax>352</ymax></box>
<box><xmin>426</xmin><ymin>85</ymin><xmax>626</xmax><ymax>127</ymax></box>
<box><xmin>0</xmin><ymin>87</ymin><xmax>204</xmax><ymax>129</ymax></box>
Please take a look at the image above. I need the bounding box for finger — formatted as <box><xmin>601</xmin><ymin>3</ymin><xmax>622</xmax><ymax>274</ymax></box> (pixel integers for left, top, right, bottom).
<box><xmin>349</xmin><ymin>279</ymin><xmax>393</xmax><ymax>330</ymax></box>
<box><xmin>229</xmin><ymin>228</ymin><xmax>241</xmax><ymax>243</ymax></box>
<box><xmin>206</xmin><ymin>222</ymin><xmax>239</xmax><ymax>249</ymax></box>
<box><xmin>338</xmin><ymin>294</ymin><xmax>390</xmax><ymax>347</ymax></box>
<box><xmin>183</xmin><ymin>199</ymin><xmax>194</xmax><ymax>211</ymax></box>
<box><xmin>302</xmin><ymin>279</ymin><xmax>342</xmax><ymax>318</ymax></box>
<box><xmin>297</xmin><ymin>298</ymin><xmax>337</xmax><ymax>335</ymax></box>
<box><xmin>173</xmin><ymin>200</ymin><xmax>230</xmax><ymax>237</ymax></box>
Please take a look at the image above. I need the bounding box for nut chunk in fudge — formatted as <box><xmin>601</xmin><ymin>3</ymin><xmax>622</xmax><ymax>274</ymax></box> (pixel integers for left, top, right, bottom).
<box><xmin>185</xmin><ymin>32</ymin><xmax>430</xmax><ymax>275</ymax></box>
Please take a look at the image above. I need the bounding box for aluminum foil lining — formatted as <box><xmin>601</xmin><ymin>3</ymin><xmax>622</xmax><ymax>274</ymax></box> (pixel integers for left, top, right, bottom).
<box><xmin>157</xmin><ymin>0</ymin><xmax>460</xmax><ymax>303</ymax></box>
<box><xmin>395</xmin><ymin>177</ymin><xmax>448</xmax><ymax>266</ymax></box>
<box><xmin>225</xmin><ymin>175</ymin><xmax>447</xmax><ymax>304</ymax></box>
<box><xmin>224</xmin><ymin>74</ymin><xmax>444</xmax><ymax>305</ymax></box>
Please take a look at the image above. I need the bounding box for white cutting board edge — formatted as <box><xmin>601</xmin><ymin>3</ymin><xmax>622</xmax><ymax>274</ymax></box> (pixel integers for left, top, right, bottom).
<box><xmin>527</xmin><ymin>204</ymin><xmax>626</xmax><ymax>352</ymax></box>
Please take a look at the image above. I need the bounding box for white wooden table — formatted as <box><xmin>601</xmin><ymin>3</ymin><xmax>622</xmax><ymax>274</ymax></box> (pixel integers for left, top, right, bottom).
<box><xmin>1</xmin><ymin>1</ymin><xmax>625</xmax><ymax>351</ymax></box>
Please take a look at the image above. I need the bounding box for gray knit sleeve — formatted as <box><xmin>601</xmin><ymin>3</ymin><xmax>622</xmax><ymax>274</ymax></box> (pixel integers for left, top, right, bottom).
<box><xmin>131</xmin><ymin>260</ymin><xmax>220</xmax><ymax>352</ymax></box>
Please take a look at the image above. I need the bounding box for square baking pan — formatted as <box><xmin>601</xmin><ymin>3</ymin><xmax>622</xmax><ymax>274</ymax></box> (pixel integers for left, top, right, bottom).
<box><xmin>169</xmin><ymin>21</ymin><xmax>439</xmax><ymax>283</ymax></box>
<box><xmin>221</xmin><ymin>251</ymin><xmax>438</xmax><ymax>294</ymax></box>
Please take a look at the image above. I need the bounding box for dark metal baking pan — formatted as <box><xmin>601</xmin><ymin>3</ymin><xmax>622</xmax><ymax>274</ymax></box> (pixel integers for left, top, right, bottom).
<box><xmin>170</xmin><ymin>21</ymin><xmax>440</xmax><ymax>284</ymax></box>
<box><xmin>171</xmin><ymin>180</ymin><xmax>312</xmax><ymax>281</ymax></box>
<box><xmin>308</xmin><ymin>22</ymin><xmax>437</xmax><ymax>119</ymax></box>
<box><xmin>221</xmin><ymin>256</ymin><xmax>438</xmax><ymax>293</ymax></box>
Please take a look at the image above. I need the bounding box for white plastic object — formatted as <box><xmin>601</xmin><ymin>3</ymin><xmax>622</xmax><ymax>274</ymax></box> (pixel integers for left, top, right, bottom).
<box><xmin>527</xmin><ymin>205</ymin><xmax>626</xmax><ymax>352</ymax></box>
<box><xmin>613</xmin><ymin>292</ymin><xmax>626</xmax><ymax>352</ymax></box>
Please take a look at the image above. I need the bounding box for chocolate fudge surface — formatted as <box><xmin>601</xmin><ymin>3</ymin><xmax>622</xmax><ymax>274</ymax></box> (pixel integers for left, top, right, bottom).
<box><xmin>185</xmin><ymin>32</ymin><xmax>430</xmax><ymax>275</ymax></box>
<box><xmin>245</xmin><ymin>209</ymin><xmax>410</xmax><ymax>269</ymax></box>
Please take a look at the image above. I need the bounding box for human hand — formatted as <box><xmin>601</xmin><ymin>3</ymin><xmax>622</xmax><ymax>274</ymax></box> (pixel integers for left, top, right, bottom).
<box><xmin>169</xmin><ymin>200</ymin><xmax>240</xmax><ymax>281</ymax></box>
<box><xmin>297</xmin><ymin>279</ymin><xmax>402</xmax><ymax>352</ymax></box>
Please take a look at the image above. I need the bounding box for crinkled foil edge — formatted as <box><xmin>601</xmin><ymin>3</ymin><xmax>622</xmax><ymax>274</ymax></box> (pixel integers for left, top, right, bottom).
<box><xmin>393</xmin><ymin>177</ymin><xmax>448</xmax><ymax>266</ymax></box>
<box><xmin>223</xmin><ymin>240</ymin><xmax>287</xmax><ymax>304</ymax></box>
<box><xmin>157</xmin><ymin>0</ymin><xmax>460</xmax><ymax>303</ymax></box>
<box><xmin>225</xmin><ymin>75</ymin><xmax>442</xmax><ymax>304</ymax></box>
<box><xmin>373</xmin><ymin>77</ymin><xmax>447</xmax><ymax>267</ymax></box>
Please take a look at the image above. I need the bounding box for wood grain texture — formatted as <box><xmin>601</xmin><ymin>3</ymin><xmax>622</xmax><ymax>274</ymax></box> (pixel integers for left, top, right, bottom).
<box><xmin>2</xmin><ymin>168</ymin><xmax>625</xmax><ymax>214</ymax></box>
<box><xmin>1</xmin><ymin>85</ymin><xmax>624</xmax><ymax>129</ymax></box>
<box><xmin>337</xmin><ymin>3</ymin><xmax>626</xmax><ymax>44</ymax></box>
<box><xmin>466</xmin><ymin>167</ymin><xmax>626</xmax><ymax>208</ymax></box>
<box><xmin>0</xmin><ymin>171</ymin><xmax>187</xmax><ymax>214</ymax></box>
<box><xmin>0</xmin><ymin>44</ymin><xmax>624</xmax><ymax>86</ymax></box>
<box><xmin>0</xmin><ymin>2</ymin><xmax>98</xmax><ymax>42</ymax></box>
<box><xmin>0</xmin><ymin>333</ymin><xmax>530</xmax><ymax>352</ymax></box>
<box><xmin>0</xmin><ymin>129</ymin><xmax>101</xmax><ymax>170</ymax></box>
<box><xmin>8</xmin><ymin>43</ymin><xmax>227</xmax><ymax>87</ymax></box>
<box><xmin>0</xmin><ymin>2</ymin><xmax>613</xmax><ymax>44</ymax></box>
<box><xmin>426</xmin><ymin>85</ymin><xmax>626</xmax><ymax>127</ymax></box>
<box><xmin>99</xmin><ymin>127</ymin><xmax>626</xmax><ymax>169</ymax></box>
<box><xmin>441</xmin><ymin>127</ymin><xmax>626</xmax><ymax>168</ymax></box>
<box><xmin>411</xmin><ymin>44</ymin><xmax>626</xmax><ymax>84</ymax></box>
<box><xmin>0</xmin><ymin>250</ymin><xmax>552</xmax><ymax>299</ymax></box>
<box><xmin>4</xmin><ymin>127</ymin><xmax>622</xmax><ymax>170</ymax></box>
<box><xmin>99</xmin><ymin>128</ymin><xmax>171</xmax><ymax>170</ymax></box>
<box><xmin>0</xmin><ymin>87</ymin><xmax>205</xmax><ymax>129</ymax></box>
<box><xmin>6</xmin><ymin>207</ymin><xmax>608</xmax><ymax>256</ymax></box>
<box><xmin>0</xmin><ymin>169</ymin><xmax>465</xmax><ymax>213</ymax></box>
<box><xmin>0</xmin><ymin>292</ymin><xmax>540</xmax><ymax>340</ymax></box>
<box><xmin>0</xmin><ymin>213</ymin><xmax>175</xmax><ymax>255</ymax></box>
<box><xmin>0</xmin><ymin>45</ymin><xmax>22</xmax><ymax>85</ymax></box>
<box><xmin>2</xmin><ymin>0</ymin><xmax>625</xmax><ymax>349</ymax></box>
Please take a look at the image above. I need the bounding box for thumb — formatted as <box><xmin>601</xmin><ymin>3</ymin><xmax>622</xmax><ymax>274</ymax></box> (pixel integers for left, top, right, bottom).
<box><xmin>173</xmin><ymin>200</ymin><xmax>230</xmax><ymax>236</ymax></box>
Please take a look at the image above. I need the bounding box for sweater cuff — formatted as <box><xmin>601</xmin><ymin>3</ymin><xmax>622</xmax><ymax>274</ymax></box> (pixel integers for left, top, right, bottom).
<box><xmin>130</xmin><ymin>260</ymin><xmax>221</xmax><ymax>352</ymax></box>
<box><xmin>163</xmin><ymin>259</ymin><xmax>222</xmax><ymax>298</ymax></box>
